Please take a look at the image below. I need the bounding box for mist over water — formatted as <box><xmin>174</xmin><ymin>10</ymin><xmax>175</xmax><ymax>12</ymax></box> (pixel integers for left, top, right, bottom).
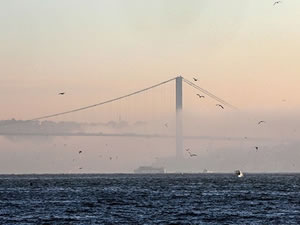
<box><xmin>0</xmin><ymin>1</ymin><xmax>300</xmax><ymax>175</ymax></box>
<box><xmin>0</xmin><ymin>108</ymin><xmax>299</xmax><ymax>174</ymax></box>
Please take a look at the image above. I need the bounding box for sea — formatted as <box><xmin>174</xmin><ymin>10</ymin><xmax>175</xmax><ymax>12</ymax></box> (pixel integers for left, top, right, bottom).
<box><xmin>0</xmin><ymin>173</ymin><xmax>299</xmax><ymax>225</ymax></box>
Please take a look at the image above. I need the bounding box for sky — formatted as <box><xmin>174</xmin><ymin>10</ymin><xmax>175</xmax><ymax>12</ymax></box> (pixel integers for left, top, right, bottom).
<box><xmin>0</xmin><ymin>0</ymin><xmax>300</xmax><ymax>173</ymax></box>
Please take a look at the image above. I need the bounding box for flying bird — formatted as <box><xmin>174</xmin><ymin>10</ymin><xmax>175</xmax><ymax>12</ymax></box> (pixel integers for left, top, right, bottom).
<box><xmin>189</xmin><ymin>153</ymin><xmax>197</xmax><ymax>157</ymax></box>
<box><xmin>255</xmin><ymin>146</ymin><xmax>259</xmax><ymax>151</ymax></box>
<box><xmin>185</xmin><ymin>148</ymin><xmax>190</xmax><ymax>152</ymax></box>
<box><xmin>216</xmin><ymin>104</ymin><xmax>224</xmax><ymax>109</ymax></box>
<box><xmin>78</xmin><ymin>150</ymin><xmax>82</xmax><ymax>154</ymax></box>
<box><xmin>196</xmin><ymin>94</ymin><xmax>205</xmax><ymax>98</ymax></box>
<box><xmin>79</xmin><ymin>167</ymin><xmax>83</xmax><ymax>170</ymax></box>
<box><xmin>58</xmin><ymin>92</ymin><xmax>65</xmax><ymax>95</ymax></box>
<box><xmin>258</xmin><ymin>121</ymin><xmax>266</xmax><ymax>125</ymax></box>
<box><xmin>273</xmin><ymin>1</ymin><xmax>281</xmax><ymax>6</ymax></box>
<box><xmin>164</xmin><ymin>123</ymin><xmax>168</xmax><ymax>128</ymax></box>
<box><xmin>193</xmin><ymin>78</ymin><xmax>198</xmax><ymax>81</ymax></box>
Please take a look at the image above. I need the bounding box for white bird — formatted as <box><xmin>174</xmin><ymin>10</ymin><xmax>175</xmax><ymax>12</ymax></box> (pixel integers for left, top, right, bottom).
<box><xmin>235</xmin><ymin>170</ymin><xmax>244</xmax><ymax>178</ymax></box>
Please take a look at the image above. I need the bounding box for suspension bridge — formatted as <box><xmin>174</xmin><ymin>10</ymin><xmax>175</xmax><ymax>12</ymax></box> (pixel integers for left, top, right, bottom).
<box><xmin>0</xmin><ymin>76</ymin><xmax>238</xmax><ymax>159</ymax></box>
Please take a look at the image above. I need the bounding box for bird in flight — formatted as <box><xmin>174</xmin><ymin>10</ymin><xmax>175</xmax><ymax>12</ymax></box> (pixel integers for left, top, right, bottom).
<box><xmin>193</xmin><ymin>78</ymin><xmax>198</xmax><ymax>81</ymax></box>
<box><xmin>258</xmin><ymin>121</ymin><xmax>266</xmax><ymax>125</ymax></box>
<box><xmin>273</xmin><ymin>1</ymin><xmax>281</xmax><ymax>6</ymax></box>
<box><xmin>58</xmin><ymin>92</ymin><xmax>65</xmax><ymax>95</ymax></box>
<box><xmin>196</xmin><ymin>94</ymin><xmax>205</xmax><ymax>98</ymax></box>
<box><xmin>255</xmin><ymin>146</ymin><xmax>259</xmax><ymax>151</ymax></box>
<box><xmin>216</xmin><ymin>104</ymin><xmax>224</xmax><ymax>109</ymax></box>
<box><xmin>189</xmin><ymin>152</ymin><xmax>197</xmax><ymax>157</ymax></box>
<box><xmin>79</xmin><ymin>167</ymin><xmax>83</xmax><ymax>170</ymax></box>
<box><xmin>164</xmin><ymin>123</ymin><xmax>168</xmax><ymax>128</ymax></box>
<box><xmin>185</xmin><ymin>148</ymin><xmax>190</xmax><ymax>152</ymax></box>
<box><xmin>78</xmin><ymin>150</ymin><xmax>82</xmax><ymax>154</ymax></box>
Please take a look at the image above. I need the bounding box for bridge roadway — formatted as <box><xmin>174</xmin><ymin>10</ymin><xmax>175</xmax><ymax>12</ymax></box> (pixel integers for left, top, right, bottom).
<box><xmin>0</xmin><ymin>132</ymin><xmax>269</xmax><ymax>141</ymax></box>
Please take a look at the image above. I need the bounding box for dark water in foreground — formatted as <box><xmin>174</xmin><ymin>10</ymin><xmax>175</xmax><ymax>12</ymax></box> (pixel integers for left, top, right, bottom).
<box><xmin>0</xmin><ymin>174</ymin><xmax>299</xmax><ymax>225</ymax></box>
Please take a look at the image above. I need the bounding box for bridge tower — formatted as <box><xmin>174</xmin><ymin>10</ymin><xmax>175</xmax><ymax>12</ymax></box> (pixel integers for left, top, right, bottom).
<box><xmin>176</xmin><ymin>76</ymin><xmax>183</xmax><ymax>159</ymax></box>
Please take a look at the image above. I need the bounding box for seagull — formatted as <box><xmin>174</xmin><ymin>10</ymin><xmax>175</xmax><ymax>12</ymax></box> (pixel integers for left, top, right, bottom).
<box><xmin>235</xmin><ymin>170</ymin><xmax>244</xmax><ymax>178</ymax></box>
<box><xmin>216</xmin><ymin>104</ymin><xmax>224</xmax><ymax>109</ymax></box>
<box><xmin>78</xmin><ymin>150</ymin><xmax>82</xmax><ymax>154</ymax></box>
<box><xmin>193</xmin><ymin>78</ymin><xmax>198</xmax><ymax>81</ymax></box>
<box><xmin>196</xmin><ymin>94</ymin><xmax>205</xmax><ymax>98</ymax></box>
<box><xmin>185</xmin><ymin>148</ymin><xmax>190</xmax><ymax>152</ymax></box>
<box><xmin>189</xmin><ymin>153</ymin><xmax>197</xmax><ymax>157</ymax></box>
<box><xmin>258</xmin><ymin>121</ymin><xmax>266</xmax><ymax>125</ymax></box>
<box><xmin>273</xmin><ymin>1</ymin><xmax>281</xmax><ymax>6</ymax></box>
<box><xmin>164</xmin><ymin>123</ymin><xmax>168</xmax><ymax>128</ymax></box>
<box><xmin>58</xmin><ymin>92</ymin><xmax>65</xmax><ymax>95</ymax></box>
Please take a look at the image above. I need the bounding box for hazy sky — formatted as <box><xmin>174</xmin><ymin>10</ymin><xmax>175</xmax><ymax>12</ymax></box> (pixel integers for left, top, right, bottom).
<box><xmin>1</xmin><ymin>0</ymin><xmax>300</xmax><ymax>119</ymax></box>
<box><xmin>1</xmin><ymin>1</ymin><xmax>300</xmax><ymax>173</ymax></box>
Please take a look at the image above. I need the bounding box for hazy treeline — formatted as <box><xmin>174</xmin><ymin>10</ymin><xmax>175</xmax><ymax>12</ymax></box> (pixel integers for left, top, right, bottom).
<box><xmin>0</xmin><ymin>119</ymin><xmax>82</xmax><ymax>134</ymax></box>
<box><xmin>0</xmin><ymin>119</ymin><xmax>148</xmax><ymax>134</ymax></box>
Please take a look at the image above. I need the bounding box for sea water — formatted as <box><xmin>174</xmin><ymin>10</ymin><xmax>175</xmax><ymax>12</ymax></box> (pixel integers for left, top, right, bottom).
<box><xmin>0</xmin><ymin>173</ymin><xmax>299</xmax><ymax>224</ymax></box>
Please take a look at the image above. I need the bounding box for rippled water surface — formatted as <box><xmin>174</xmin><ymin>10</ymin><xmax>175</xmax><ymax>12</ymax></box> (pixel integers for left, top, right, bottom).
<box><xmin>0</xmin><ymin>173</ymin><xmax>299</xmax><ymax>224</ymax></box>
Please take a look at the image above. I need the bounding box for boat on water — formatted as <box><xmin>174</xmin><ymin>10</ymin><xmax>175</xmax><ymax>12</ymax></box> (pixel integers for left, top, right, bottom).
<box><xmin>235</xmin><ymin>170</ymin><xmax>244</xmax><ymax>178</ymax></box>
<box><xmin>202</xmin><ymin>168</ymin><xmax>213</xmax><ymax>173</ymax></box>
<box><xmin>134</xmin><ymin>166</ymin><xmax>166</xmax><ymax>174</ymax></box>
